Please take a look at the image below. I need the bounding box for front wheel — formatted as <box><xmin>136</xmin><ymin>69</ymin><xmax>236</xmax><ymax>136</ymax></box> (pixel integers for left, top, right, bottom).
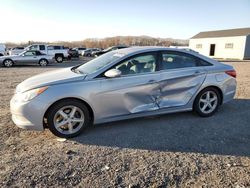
<box><xmin>46</xmin><ymin>100</ymin><xmax>91</xmax><ymax>138</ymax></box>
<box><xmin>39</xmin><ymin>59</ymin><xmax>48</xmax><ymax>66</ymax></box>
<box><xmin>193</xmin><ymin>88</ymin><xmax>221</xmax><ymax>117</ymax></box>
<box><xmin>3</xmin><ymin>59</ymin><xmax>14</xmax><ymax>67</ymax></box>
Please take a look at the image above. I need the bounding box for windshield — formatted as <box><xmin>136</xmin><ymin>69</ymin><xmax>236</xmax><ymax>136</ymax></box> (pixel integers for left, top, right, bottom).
<box><xmin>76</xmin><ymin>51</ymin><xmax>124</xmax><ymax>74</ymax></box>
<box><xmin>19</xmin><ymin>51</ymin><xmax>27</xmax><ymax>55</ymax></box>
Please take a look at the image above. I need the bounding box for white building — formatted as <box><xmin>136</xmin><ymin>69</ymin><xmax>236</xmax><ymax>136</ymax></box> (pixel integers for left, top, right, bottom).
<box><xmin>189</xmin><ymin>28</ymin><xmax>250</xmax><ymax>60</ymax></box>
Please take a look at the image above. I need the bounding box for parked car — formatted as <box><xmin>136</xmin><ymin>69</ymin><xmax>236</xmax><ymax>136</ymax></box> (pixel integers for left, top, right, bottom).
<box><xmin>0</xmin><ymin>44</ymin><xmax>7</xmax><ymax>56</ymax></box>
<box><xmin>8</xmin><ymin>47</ymin><xmax>25</xmax><ymax>56</ymax></box>
<box><xmin>82</xmin><ymin>48</ymin><xmax>101</xmax><ymax>57</ymax></box>
<box><xmin>68</xmin><ymin>48</ymin><xmax>79</xmax><ymax>58</ymax></box>
<box><xmin>0</xmin><ymin>50</ymin><xmax>54</xmax><ymax>67</ymax></box>
<box><xmin>25</xmin><ymin>44</ymin><xmax>69</xmax><ymax>63</ymax></box>
<box><xmin>93</xmin><ymin>45</ymin><xmax>128</xmax><ymax>56</ymax></box>
<box><xmin>10</xmin><ymin>47</ymin><xmax>237</xmax><ymax>138</ymax></box>
<box><xmin>73</xmin><ymin>47</ymin><xmax>86</xmax><ymax>56</ymax></box>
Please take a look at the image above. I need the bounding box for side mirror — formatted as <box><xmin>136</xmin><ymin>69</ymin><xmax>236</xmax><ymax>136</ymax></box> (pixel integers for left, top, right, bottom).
<box><xmin>104</xmin><ymin>69</ymin><xmax>121</xmax><ymax>78</ymax></box>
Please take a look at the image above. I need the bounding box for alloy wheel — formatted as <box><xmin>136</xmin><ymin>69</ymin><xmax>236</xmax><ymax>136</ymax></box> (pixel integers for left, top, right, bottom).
<box><xmin>39</xmin><ymin>60</ymin><xmax>48</xmax><ymax>66</ymax></box>
<box><xmin>53</xmin><ymin>105</ymin><xmax>85</xmax><ymax>135</ymax></box>
<box><xmin>4</xmin><ymin>60</ymin><xmax>13</xmax><ymax>67</ymax></box>
<box><xmin>199</xmin><ymin>91</ymin><xmax>218</xmax><ymax>114</ymax></box>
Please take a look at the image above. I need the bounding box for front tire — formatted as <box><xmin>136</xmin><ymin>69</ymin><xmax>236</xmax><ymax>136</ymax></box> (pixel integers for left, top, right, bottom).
<box><xmin>46</xmin><ymin>100</ymin><xmax>91</xmax><ymax>138</ymax></box>
<box><xmin>39</xmin><ymin>59</ymin><xmax>48</xmax><ymax>66</ymax></box>
<box><xmin>3</xmin><ymin>59</ymin><xmax>14</xmax><ymax>67</ymax></box>
<box><xmin>193</xmin><ymin>87</ymin><xmax>221</xmax><ymax>117</ymax></box>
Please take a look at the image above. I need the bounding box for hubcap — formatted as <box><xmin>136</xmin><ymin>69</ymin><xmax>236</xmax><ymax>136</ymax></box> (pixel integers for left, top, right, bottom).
<box><xmin>40</xmin><ymin>60</ymin><xmax>47</xmax><ymax>66</ymax></box>
<box><xmin>53</xmin><ymin>106</ymin><xmax>85</xmax><ymax>135</ymax></box>
<box><xmin>199</xmin><ymin>91</ymin><xmax>218</xmax><ymax>114</ymax></box>
<box><xmin>57</xmin><ymin>57</ymin><xmax>63</xmax><ymax>62</ymax></box>
<box><xmin>5</xmin><ymin>60</ymin><xmax>13</xmax><ymax>67</ymax></box>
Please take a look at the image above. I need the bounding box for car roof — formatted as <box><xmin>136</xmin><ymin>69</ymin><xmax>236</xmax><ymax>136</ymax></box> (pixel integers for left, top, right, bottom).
<box><xmin>114</xmin><ymin>46</ymin><xmax>220</xmax><ymax>65</ymax></box>
<box><xmin>115</xmin><ymin>46</ymin><xmax>193</xmax><ymax>55</ymax></box>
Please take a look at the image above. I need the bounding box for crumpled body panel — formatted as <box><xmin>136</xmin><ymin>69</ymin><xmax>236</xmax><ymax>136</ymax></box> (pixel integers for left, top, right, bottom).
<box><xmin>93</xmin><ymin>67</ymin><xmax>206</xmax><ymax>120</ymax></box>
<box><xmin>158</xmin><ymin>67</ymin><xmax>206</xmax><ymax>108</ymax></box>
<box><xmin>94</xmin><ymin>73</ymin><xmax>161</xmax><ymax>119</ymax></box>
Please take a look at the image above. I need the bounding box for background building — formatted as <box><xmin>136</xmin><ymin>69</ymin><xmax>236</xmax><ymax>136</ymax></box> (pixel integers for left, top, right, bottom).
<box><xmin>189</xmin><ymin>28</ymin><xmax>250</xmax><ymax>60</ymax></box>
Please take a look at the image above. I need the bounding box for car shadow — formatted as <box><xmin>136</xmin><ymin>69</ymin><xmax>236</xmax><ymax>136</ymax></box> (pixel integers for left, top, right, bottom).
<box><xmin>73</xmin><ymin>99</ymin><xmax>250</xmax><ymax>157</ymax></box>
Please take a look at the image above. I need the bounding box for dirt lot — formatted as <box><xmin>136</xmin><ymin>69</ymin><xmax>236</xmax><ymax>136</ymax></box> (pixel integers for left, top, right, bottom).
<box><xmin>0</xmin><ymin>60</ymin><xmax>250</xmax><ymax>187</ymax></box>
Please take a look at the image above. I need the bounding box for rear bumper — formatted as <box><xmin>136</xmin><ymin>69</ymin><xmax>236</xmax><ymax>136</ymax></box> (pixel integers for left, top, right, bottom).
<box><xmin>222</xmin><ymin>78</ymin><xmax>237</xmax><ymax>104</ymax></box>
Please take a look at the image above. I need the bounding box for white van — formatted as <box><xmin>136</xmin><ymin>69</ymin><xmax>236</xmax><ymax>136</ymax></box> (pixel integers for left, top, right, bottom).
<box><xmin>0</xmin><ymin>44</ymin><xmax>6</xmax><ymax>56</ymax></box>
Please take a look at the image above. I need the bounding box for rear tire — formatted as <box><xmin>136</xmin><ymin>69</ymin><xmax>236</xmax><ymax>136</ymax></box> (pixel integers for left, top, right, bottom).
<box><xmin>46</xmin><ymin>99</ymin><xmax>91</xmax><ymax>138</ymax></box>
<box><xmin>3</xmin><ymin>59</ymin><xmax>14</xmax><ymax>67</ymax></box>
<box><xmin>55</xmin><ymin>55</ymin><xmax>64</xmax><ymax>63</ymax></box>
<box><xmin>193</xmin><ymin>87</ymin><xmax>221</xmax><ymax>117</ymax></box>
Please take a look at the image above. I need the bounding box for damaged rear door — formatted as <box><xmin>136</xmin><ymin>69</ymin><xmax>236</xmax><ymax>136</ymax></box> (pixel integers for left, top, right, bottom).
<box><xmin>157</xmin><ymin>51</ymin><xmax>207</xmax><ymax>108</ymax></box>
<box><xmin>95</xmin><ymin>52</ymin><xmax>162</xmax><ymax>120</ymax></box>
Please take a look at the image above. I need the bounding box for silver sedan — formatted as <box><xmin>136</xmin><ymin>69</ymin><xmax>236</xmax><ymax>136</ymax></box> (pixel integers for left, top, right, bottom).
<box><xmin>0</xmin><ymin>50</ymin><xmax>54</xmax><ymax>67</ymax></box>
<box><xmin>10</xmin><ymin>47</ymin><xmax>237</xmax><ymax>138</ymax></box>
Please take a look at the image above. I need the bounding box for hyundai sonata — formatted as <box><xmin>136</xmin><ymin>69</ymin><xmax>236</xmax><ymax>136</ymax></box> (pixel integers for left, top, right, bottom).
<box><xmin>10</xmin><ymin>47</ymin><xmax>237</xmax><ymax>138</ymax></box>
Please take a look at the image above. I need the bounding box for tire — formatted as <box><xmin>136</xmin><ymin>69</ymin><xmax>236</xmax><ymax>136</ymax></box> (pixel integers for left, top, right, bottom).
<box><xmin>39</xmin><ymin>59</ymin><xmax>48</xmax><ymax>66</ymax></box>
<box><xmin>46</xmin><ymin>99</ymin><xmax>91</xmax><ymax>138</ymax></box>
<box><xmin>3</xmin><ymin>59</ymin><xmax>14</xmax><ymax>67</ymax></box>
<box><xmin>193</xmin><ymin>87</ymin><xmax>221</xmax><ymax>117</ymax></box>
<box><xmin>55</xmin><ymin>55</ymin><xmax>64</xmax><ymax>63</ymax></box>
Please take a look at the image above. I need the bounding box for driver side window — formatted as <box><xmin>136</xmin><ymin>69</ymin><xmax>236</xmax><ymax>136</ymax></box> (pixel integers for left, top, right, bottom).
<box><xmin>114</xmin><ymin>54</ymin><xmax>156</xmax><ymax>76</ymax></box>
<box><xmin>24</xmin><ymin>51</ymin><xmax>36</xmax><ymax>56</ymax></box>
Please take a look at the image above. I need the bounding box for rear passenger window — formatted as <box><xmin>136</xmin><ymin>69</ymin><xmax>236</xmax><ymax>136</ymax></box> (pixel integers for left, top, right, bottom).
<box><xmin>161</xmin><ymin>52</ymin><xmax>208</xmax><ymax>70</ymax></box>
<box><xmin>48</xmin><ymin>46</ymin><xmax>54</xmax><ymax>50</ymax></box>
<box><xmin>53</xmin><ymin>46</ymin><xmax>61</xmax><ymax>50</ymax></box>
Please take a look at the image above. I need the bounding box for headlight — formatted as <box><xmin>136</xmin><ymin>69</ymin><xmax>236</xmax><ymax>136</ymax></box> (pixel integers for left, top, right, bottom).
<box><xmin>15</xmin><ymin>86</ymin><xmax>48</xmax><ymax>102</ymax></box>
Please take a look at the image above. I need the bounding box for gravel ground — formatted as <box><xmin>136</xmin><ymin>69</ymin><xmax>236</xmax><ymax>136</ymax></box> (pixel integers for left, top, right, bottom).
<box><xmin>0</xmin><ymin>60</ymin><xmax>250</xmax><ymax>187</ymax></box>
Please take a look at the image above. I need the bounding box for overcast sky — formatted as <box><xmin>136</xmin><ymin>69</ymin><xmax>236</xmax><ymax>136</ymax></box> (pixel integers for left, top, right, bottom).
<box><xmin>0</xmin><ymin>0</ymin><xmax>249</xmax><ymax>43</ymax></box>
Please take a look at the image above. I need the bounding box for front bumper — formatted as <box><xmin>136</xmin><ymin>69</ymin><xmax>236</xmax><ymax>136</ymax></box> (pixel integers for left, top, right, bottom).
<box><xmin>10</xmin><ymin>95</ymin><xmax>46</xmax><ymax>131</ymax></box>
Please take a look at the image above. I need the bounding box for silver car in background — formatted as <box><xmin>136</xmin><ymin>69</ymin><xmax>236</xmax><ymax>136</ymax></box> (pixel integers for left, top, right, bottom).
<box><xmin>10</xmin><ymin>47</ymin><xmax>237</xmax><ymax>138</ymax></box>
<box><xmin>1</xmin><ymin>50</ymin><xmax>54</xmax><ymax>67</ymax></box>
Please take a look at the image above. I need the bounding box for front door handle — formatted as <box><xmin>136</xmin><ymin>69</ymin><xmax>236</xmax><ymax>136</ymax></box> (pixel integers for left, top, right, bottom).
<box><xmin>148</xmin><ymin>80</ymin><xmax>157</xmax><ymax>84</ymax></box>
<box><xmin>194</xmin><ymin>70</ymin><xmax>204</xmax><ymax>75</ymax></box>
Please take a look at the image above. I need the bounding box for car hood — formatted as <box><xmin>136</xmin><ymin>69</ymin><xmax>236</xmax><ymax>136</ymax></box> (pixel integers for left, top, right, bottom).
<box><xmin>16</xmin><ymin>67</ymin><xmax>86</xmax><ymax>93</ymax></box>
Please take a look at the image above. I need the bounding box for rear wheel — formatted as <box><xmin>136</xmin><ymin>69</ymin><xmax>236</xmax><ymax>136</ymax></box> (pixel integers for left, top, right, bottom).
<box><xmin>39</xmin><ymin>59</ymin><xmax>48</xmax><ymax>66</ymax></box>
<box><xmin>46</xmin><ymin>100</ymin><xmax>91</xmax><ymax>138</ymax></box>
<box><xmin>55</xmin><ymin>55</ymin><xmax>64</xmax><ymax>63</ymax></box>
<box><xmin>193</xmin><ymin>87</ymin><xmax>221</xmax><ymax>117</ymax></box>
<box><xmin>3</xmin><ymin>59</ymin><xmax>14</xmax><ymax>67</ymax></box>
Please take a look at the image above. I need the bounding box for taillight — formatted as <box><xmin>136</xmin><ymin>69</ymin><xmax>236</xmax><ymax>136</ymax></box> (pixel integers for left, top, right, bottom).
<box><xmin>225</xmin><ymin>70</ymin><xmax>236</xmax><ymax>78</ymax></box>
